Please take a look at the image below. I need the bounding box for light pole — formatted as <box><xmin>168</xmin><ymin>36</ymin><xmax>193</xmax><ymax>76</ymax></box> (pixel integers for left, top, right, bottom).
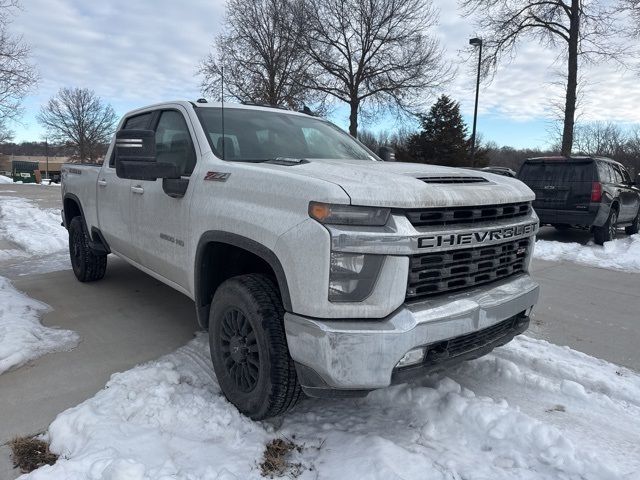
<box><xmin>469</xmin><ymin>37</ymin><xmax>483</xmax><ymax>166</ymax></box>
<box><xmin>45</xmin><ymin>137</ymin><xmax>49</xmax><ymax>181</ymax></box>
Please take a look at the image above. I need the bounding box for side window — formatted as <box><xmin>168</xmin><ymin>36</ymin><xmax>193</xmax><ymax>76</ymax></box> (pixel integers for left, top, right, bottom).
<box><xmin>109</xmin><ymin>112</ymin><xmax>153</xmax><ymax>167</ymax></box>
<box><xmin>124</xmin><ymin>113</ymin><xmax>153</xmax><ymax>130</ymax></box>
<box><xmin>611</xmin><ymin>164</ymin><xmax>624</xmax><ymax>184</ymax></box>
<box><xmin>154</xmin><ymin>111</ymin><xmax>197</xmax><ymax>176</ymax></box>
<box><xmin>618</xmin><ymin>165</ymin><xmax>631</xmax><ymax>184</ymax></box>
<box><xmin>596</xmin><ymin>162</ymin><xmax>612</xmax><ymax>183</ymax></box>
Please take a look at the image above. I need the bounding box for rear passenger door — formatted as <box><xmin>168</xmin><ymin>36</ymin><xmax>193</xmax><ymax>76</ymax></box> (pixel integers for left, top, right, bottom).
<box><xmin>613</xmin><ymin>164</ymin><xmax>639</xmax><ymax>222</ymax></box>
<box><xmin>130</xmin><ymin>107</ymin><xmax>198</xmax><ymax>291</ymax></box>
<box><xmin>97</xmin><ymin>112</ymin><xmax>153</xmax><ymax>262</ymax></box>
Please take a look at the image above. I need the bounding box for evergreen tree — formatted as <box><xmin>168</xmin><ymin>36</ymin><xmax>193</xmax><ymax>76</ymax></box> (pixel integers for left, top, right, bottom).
<box><xmin>408</xmin><ymin>95</ymin><xmax>470</xmax><ymax>167</ymax></box>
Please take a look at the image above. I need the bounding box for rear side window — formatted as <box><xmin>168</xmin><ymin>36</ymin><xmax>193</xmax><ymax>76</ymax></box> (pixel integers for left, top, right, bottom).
<box><xmin>596</xmin><ymin>162</ymin><xmax>613</xmax><ymax>183</ymax></box>
<box><xmin>123</xmin><ymin>113</ymin><xmax>153</xmax><ymax>130</ymax></box>
<box><xmin>518</xmin><ymin>161</ymin><xmax>595</xmax><ymax>183</ymax></box>
<box><xmin>109</xmin><ymin>112</ymin><xmax>154</xmax><ymax>167</ymax></box>
<box><xmin>612</xmin><ymin>164</ymin><xmax>630</xmax><ymax>184</ymax></box>
<box><xmin>610</xmin><ymin>164</ymin><xmax>624</xmax><ymax>183</ymax></box>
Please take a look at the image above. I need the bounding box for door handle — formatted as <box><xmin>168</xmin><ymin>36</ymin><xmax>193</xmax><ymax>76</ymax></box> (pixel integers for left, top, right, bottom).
<box><xmin>131</xmin><ymin>185</ymin><xmax>144</xmax><ymax>195</ymax></box>
<box><xmin>98</xmin><ymin>179</ymin><xmax>107</xmax><ymax>187</ymax></box>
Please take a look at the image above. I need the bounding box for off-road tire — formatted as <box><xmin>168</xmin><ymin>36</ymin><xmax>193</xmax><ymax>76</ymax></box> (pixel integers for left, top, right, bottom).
<box><xmin>68</xmin><ymin>216</ymin><xmax>107</xmax><ymax>282</ymax></box>
<box><xmin>625</xmin><ymin>210</ymin><xmax>639</xmax><ymax>235</ymax></box>
<box><xmin>209</xmin><ymin>274</ymin><xmax>302</xmax><ymax>420</ymax></box>
<box><xmin>593</xmin><ymin>208</ymin><xmax>618</xmax><ymax>245</ymax></box>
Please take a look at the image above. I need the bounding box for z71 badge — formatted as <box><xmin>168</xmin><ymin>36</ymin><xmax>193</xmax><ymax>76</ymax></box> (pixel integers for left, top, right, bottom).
<box><xmin>204</xmin><ymin>171</ymin><xmax>231</xmax><ymax>182</ymax></box>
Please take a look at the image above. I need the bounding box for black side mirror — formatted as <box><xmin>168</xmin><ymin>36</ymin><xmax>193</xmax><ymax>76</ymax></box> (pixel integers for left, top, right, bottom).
<box><xmin>378</xmin><ymin>146</ymin><xmax>396</xmax><ymax>162</ymax></box>
<box><xmin>115</xmin><ymin>129</ymin><xmax>179</xmax><ymax>181</ymax></box>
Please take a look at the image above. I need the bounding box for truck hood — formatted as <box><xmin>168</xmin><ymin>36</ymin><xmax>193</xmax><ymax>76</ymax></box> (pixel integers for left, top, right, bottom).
<box><xmin>258</xmin><ymin>159</ymin><xmax>534</xmax><ymax>208</ymax></box>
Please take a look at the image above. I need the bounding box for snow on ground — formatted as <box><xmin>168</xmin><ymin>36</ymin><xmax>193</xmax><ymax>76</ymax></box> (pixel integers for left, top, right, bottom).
<box><xmin>0</xmin><ymin>276</ymin><xmax>79</xmax><ymax>375</ymax></box>
<box><xmin>23</xmin><ymin>334</ymin><xmax>640</xmax><ymax>480</ymax></box>
<box><xmin>0</xmin><ymin>196</ymin><xmax>68</xmax><ymax>261</ymax></box>
<box><xmin>0</xmin><ymin>174</ymin><xmax>12</xmax><ymax>184</ymax></box>
<box><xmin>534</xmin><ymin>234</ymin><xmax>640</xmax><ymax>273</ymax></box>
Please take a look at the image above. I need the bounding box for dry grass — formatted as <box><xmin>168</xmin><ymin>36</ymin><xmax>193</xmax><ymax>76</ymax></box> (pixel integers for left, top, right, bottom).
<box><xmin>259</xmin><ymin>437</ymin><xmax>304</xmax><ymax>478</ymax></box>
<box><xmin>8</xmin><ymin>436</ymin><xmax>58</xmax><ymax>473</ymax></box>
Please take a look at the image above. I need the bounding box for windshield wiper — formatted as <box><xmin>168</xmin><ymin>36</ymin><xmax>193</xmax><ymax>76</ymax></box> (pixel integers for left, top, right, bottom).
<box><xmin>228</xmin><ymin>157</ymin><xmax>308</xmax><ymax>165</ymax></box>
<box><xmin>263</xmin><ymin>157</ymin><xmax>309</xmax><ymax>165</ymax></box>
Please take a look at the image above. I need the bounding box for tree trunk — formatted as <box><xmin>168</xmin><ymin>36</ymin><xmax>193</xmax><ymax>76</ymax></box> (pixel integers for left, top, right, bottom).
<box><xmin>349</xmin><ymin>98</ymin><xmax>359</xmax><ymax>137</ymax></box>
<box><xmin>561</xmin><ymin>0</ymin><xmax>580</xmax><ymax>156</ymax></box>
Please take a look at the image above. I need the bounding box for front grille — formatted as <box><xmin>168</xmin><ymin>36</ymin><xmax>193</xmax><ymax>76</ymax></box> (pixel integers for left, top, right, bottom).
<box><xmin>418</xmin><ymin>176</ymin><xmax>488</xmax><ymax>184</ymax></box>
<box><xmin>406</xmin><ymin>238</ymin><xmax>530</xmax><ymax>300</ymax></box>
<box><xmin>405</xmin><ymin>202</ymin><xmax>531</xmax><ymax>227</ymax></box>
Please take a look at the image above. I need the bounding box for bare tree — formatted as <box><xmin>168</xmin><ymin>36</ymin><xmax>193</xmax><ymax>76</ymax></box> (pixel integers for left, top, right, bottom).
<box><xmin>303</xmin><ymin>0</ymin><xmax>452</xmax><ymax>137</ymax></box>
<box><xmin>0</xmin><ymin>0</ymin><xmax>37</xmax><ymax>139</ymax></box>
<box><xmin>619</xmin><ymin>0</ymin><xmax>640</xmax><ymax>34</ymax></box>
<box><xmin>199</xmin><ymin>0</ymin><xmax>318</xmax><ymax>109</ymax></box>
<box><xmin>461</xmin><ymin>0</ymin><xmax>631</xmax><ymax>156</ymax></box>
<box><xmin>37</xmin><ymin>88</ymin><xmax>117</xmax><ymax>163</ymax></box>
<box><xmin>574</xmin><ymin>121</ymin><xmax>626</xmax><ymax>157</ymax></box>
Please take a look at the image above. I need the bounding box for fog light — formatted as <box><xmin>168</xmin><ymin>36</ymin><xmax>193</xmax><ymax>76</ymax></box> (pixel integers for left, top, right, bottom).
<box><xmin>396</xmin><ymin>348</ymin><xmax>425</xmax><ymax>368</ymax></box>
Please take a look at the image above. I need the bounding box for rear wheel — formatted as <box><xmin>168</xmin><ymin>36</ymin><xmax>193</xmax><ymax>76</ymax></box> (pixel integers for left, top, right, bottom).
<box><xmin>68</xmin><ymin>217</ymin><xmax>107</xmax><ymax>282</ymax></box>
<box><xmin>625</xmin><ymin>210</ymin><xmax>639</xmax><ymax>235</ymax></box>
<box><xmin>208</xmin><ymin>274</ymin><xmax>302</xmax><ymax>420</ymax></box>
<box><xmin>593</xmin><ymin>209</ymin><xmax>618</xmax><ymax>245</ymax></box>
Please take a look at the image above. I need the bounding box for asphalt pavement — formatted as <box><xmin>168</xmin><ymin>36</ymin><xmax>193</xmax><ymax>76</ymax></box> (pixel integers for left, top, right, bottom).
<box><xmin>1</xmin><ymin>184</ymin><xmax>639</xmax><ymax>478</ymax></box>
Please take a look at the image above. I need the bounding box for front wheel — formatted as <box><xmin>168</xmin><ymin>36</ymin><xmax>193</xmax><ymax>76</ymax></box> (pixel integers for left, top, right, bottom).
<box><xmin>209</xmin><ymin>274</ymin><xmax>302</xmax><ymax>420</ymax></box>
<box><xmin>68</xmin><ymin>217</ymin><xmax>107</xmax><ymax>282</ymax></box>
<box><xmin>593</xmin><ymin>209</ymin><xmax>618</xmax><ymax>245</ymax></box>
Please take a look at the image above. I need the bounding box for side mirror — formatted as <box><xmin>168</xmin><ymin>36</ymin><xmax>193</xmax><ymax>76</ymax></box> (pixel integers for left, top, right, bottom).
<box><xmin>378</xmin><ymin>146</ymin><xmax>396</xmax><ymax>162</ymax></box>
<box><xmin>115</xmin><ymin>129</ymin><xmax>179</xmax><ymax>181</ymax></box>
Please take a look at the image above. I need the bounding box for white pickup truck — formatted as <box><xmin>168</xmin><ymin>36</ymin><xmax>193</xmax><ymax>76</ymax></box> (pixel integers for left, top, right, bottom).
<box><xmin>62</xmin><ymin>100</ymin><xmax>539</xmax><ymax>419</ymax></box>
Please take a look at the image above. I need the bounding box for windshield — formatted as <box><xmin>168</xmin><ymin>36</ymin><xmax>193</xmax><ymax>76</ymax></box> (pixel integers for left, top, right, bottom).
<box><xmin>196</xmin><ymin>107</ymin><xmax>377</xmax><ymax>162</ymax></box>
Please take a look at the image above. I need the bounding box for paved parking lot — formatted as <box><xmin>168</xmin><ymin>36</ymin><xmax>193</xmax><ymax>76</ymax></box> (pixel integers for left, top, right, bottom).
<box><xmin>1</xmin><ymin>184</ymin><xmax>639</xmax><ymax>478</ymax></box>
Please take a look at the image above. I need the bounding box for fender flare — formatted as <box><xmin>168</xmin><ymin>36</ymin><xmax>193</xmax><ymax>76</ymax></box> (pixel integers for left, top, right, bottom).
<box><xmin>194</xmin><ymin>231</ymin><xmax>292</xmax><ymax>328</ymax></box>
<box><xmin>63</xmin><ymin>193</ymin><xmax>110</xmax><ymax>253</ymax></box>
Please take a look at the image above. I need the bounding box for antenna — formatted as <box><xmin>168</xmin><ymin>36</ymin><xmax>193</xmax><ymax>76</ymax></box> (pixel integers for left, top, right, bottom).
<box><xmin>221</xmin><ymin>66</ymin><xmax>225</xmax><ymax>161</ymax></box>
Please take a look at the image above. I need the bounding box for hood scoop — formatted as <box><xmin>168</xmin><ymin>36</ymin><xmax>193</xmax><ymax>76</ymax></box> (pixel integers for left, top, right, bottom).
<box><xmin>418</xmin><ymin>176</ymin><xmax>489</xmax><ymax>184</ymax></box>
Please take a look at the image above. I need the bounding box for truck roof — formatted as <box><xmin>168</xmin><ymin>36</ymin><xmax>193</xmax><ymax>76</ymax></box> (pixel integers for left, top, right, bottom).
<box><xmin>124</xmin><ymin>100</ymin><xmax>311</xmax><ymax>118</ymax></box>
<box><xmin>525</xmin><ymin>155</ymin><xmax>618</xmax><ymax>164</ymax></box>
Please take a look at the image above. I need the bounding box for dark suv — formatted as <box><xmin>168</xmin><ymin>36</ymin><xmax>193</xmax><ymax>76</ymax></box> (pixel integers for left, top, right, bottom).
<box><xmin>518</xmin><ymin>156</ymin><xmax>640</xmax><ymax>245</ymax></box>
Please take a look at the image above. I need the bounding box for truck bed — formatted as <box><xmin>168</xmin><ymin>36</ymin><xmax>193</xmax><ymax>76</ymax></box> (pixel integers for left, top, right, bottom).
<box><xmin>61</xmin><ymin>163</ymin><xmax>102</xmax><ymax>234</ymax></box>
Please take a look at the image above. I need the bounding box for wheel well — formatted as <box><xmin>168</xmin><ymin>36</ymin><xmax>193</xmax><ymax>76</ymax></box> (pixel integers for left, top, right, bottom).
<box><xmin>196</xmin><ymin>241</ymin><xmax>287</xmax><ymax>328</ymax></box>
<box><xmin>611</xmin><ymin>201</ymin><xmax>619</xmax><ymax>213</ymax></box>
<box><xmin>63</xmin><ymin>197</ymin><xmax>82</xmax><ymax>227</ymax></box>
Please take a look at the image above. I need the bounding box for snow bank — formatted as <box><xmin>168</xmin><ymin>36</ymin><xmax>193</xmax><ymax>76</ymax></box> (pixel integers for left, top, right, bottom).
<box><xmin>534</xmin><ymin>234</ymin><xmax>640</xmax><ymax>272</ymax></box>
<box><xmin>0</xmin><ymin>276</ymin><xmax>79</xmax><ymax>375</ymax></box>
<box><xmin>0</xmin><ymin>196</ymin><xmax>67</xmax><ymax>260</ymax></box>
<box><xmin>23</xmin><ymin>335</ymin><xmax>640</xmax><ymax>480</ymax></box>
<box><xmin>0</xmin><ymin>174</ymin><xmax>12</xmax><ymax>184</ymax></box>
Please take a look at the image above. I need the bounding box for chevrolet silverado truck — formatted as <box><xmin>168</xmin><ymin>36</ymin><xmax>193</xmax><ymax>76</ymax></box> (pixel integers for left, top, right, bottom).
<box><xmin>61</xmin><ymin>100</ymin><xmax>540</xmax><ymax>420</ymax></box>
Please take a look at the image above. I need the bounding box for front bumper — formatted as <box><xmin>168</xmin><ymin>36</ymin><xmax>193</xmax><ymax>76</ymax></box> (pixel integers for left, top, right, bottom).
<box><xmin>284</xmin><ymin>274</ymin><xmax>539</xmax><ymax>397</ymax></box>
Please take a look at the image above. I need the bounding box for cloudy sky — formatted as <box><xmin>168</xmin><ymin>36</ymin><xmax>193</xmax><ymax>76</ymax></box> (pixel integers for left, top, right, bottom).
<box><xmin>8</xmin><ymin>0</ymin><xmax>640</xmax><ymax>148</ymax></box>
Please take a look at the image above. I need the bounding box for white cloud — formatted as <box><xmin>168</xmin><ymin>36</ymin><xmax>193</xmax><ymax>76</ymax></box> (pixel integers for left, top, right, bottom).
<box><xmin>7</xmin><ymin>0</ymin><xmax>640</xmax><ymax>144</ymax></box>
<box><xmin>12</xmin><ymin>0</ymin><xmax>225</xmax><ymax>125</ymax></box>
<box><xmin>432</xmin><ymin>0</ymin><xmax>640</xmax><ymax>125</ymax></box>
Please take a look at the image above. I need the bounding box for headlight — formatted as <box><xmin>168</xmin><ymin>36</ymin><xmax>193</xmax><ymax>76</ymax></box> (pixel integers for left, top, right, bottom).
<box><xmin>309</xmin><ymin>202</ymin><xmax>390</xmax><ymax>226</ymax></box>
<box><xmin>329</xmin><ymin>252</ymin><xmax>384</xmax><ymax>302</ymax></box>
